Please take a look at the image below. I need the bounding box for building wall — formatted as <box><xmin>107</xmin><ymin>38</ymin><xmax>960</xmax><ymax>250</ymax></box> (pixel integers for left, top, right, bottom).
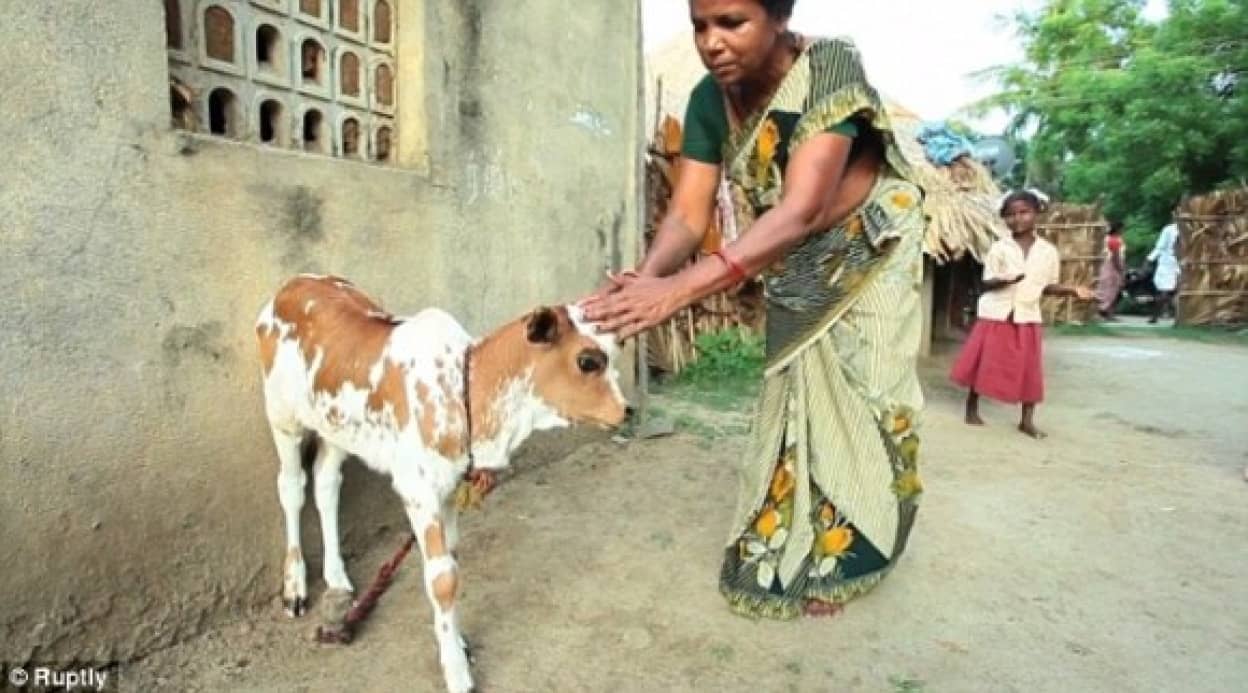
<box><xmin>0</xmin><ymin>0</ymin><xmax>640</xmax><ymax>662</ymax></box>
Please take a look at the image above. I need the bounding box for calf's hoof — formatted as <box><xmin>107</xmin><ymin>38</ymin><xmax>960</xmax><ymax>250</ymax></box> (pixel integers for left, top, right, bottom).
<box><xmin>319</xmin><ymin>588</ymin><xmax>354</xmax><ymax>627</ymax></box>
<box><xmin>283</xmin><ymin>596</ymin><xmax>308</xmax><ymax>618</ymax></box>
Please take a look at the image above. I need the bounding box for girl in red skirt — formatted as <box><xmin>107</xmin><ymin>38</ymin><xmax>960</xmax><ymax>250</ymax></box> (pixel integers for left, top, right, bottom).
<box><xmin>950</xmin><ymin>190</ymin><xmax>1094</xmax><ymax>438</ymax></box>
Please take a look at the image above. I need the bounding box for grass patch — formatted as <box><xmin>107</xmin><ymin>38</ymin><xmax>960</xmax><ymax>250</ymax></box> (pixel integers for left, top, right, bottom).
<box><xmin>888</xmin><ymin>675</ymin><xmax>925</xmax><ymax>693</ymax></box>
<box><xmin>675</xmin><ymin>327</ymin><xmax>765</xmax><ymax>385</ymax></box>
<box><xmin>653</xmin><ymin>327</ymin><xmax>763</xmax><ymax>408</ymax></box>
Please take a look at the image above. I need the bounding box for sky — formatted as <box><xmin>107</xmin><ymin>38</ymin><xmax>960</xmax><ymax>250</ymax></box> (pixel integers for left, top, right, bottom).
<box><xmin>643</xmin><ymin>0</ymin><xmax>1169</xmax><ymax>134</ymax></box>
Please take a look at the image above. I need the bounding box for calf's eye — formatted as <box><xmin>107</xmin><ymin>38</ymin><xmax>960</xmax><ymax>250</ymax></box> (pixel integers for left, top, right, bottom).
<box><xmin>577</xmin><ymin>352</ymin><xmax>604</xmax><ymax>374</ymax></box>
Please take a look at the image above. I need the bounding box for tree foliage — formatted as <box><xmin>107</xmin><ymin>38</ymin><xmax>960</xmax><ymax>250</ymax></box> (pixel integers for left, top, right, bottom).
<box><xmin>975</xmin><ymin>0</ymin><xmax>1246</xmax><ymax>259</ymax></box>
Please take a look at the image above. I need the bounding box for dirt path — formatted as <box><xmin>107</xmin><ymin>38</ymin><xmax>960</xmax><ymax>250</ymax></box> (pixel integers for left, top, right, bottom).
<box><xmin>126</xmin><ymin>334</ymin><xmax>1248</xmax><ymax>692</ymax></box>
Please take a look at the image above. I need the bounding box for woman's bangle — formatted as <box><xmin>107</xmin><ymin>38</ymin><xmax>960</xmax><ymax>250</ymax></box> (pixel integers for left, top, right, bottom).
<box><xmin>712</xmin><ymin>250</ymin><xmax>748</xmax><ymax>284</ymax></box>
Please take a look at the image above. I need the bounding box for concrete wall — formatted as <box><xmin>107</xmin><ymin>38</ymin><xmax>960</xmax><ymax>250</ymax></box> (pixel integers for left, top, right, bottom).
<box><xmin>0</xmin><ymin>0</ymin><xmax>641</xmax><ymax>663</ymax></box>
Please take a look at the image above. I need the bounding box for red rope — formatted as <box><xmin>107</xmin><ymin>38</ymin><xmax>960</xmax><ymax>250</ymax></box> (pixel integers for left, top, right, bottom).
<box><xmin>315</xmin><ymin>533</ymin><xmax>416</xmax><ymax>644</ymax></box>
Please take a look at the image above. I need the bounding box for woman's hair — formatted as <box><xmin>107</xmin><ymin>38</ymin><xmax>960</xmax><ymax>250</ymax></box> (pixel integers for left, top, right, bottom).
<box><xmin>760</xmin><ymin>0</ymin><xmax>796</xmax><ymax>20</ymax></box>
<box><xmin>1108</xmin><ymin>220</ymin><xmax>1124</xmax><ymax>234</ymax></box>
<box><xmin>998</xmin><ymin>189</ymin><xmax>1045</xmax><ymax>216</ymax></box>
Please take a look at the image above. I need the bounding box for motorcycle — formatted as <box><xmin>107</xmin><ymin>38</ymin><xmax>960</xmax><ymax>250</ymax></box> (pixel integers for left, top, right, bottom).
<box><xmin>1117</xmin><ymin>264</ymin><xmax>1157</xmax><ymax>313</ymax></box>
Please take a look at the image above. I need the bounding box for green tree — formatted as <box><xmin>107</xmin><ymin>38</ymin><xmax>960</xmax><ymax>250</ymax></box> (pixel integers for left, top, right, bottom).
<box><xmin>973</xmin><ymin>0</ymin><xmax>1246</xmax><ymax>261</ymax></box>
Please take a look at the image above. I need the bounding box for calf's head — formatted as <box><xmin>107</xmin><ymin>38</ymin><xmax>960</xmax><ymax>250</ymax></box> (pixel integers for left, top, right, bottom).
<box><xmin>523</xmin><ymin>305</ymin><xmax>628</xmax><ymax>428</ymax></box>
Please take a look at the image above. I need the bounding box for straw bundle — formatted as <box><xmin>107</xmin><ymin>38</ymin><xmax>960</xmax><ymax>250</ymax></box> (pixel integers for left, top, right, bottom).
<box><xmin>1035</xmin><ymin>203</ymin><xmax>1107</xmax><ymax>324</ymax></box>
<box><xmin>890</xmin><ymin>118</ymin><xmax>1006</xmax><ymax>264</ymax></box>
<box><xmin>1175</xmin><ymin>186</ymin><xmax>1248</xmax><ymax>326</ymax></box>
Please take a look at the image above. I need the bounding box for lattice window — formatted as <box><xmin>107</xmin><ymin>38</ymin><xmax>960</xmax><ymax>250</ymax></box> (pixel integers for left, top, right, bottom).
<box><xmin>340</xmin><ymin>51</ymin><xmax>361</xmax><ymax>97</ymax></box>
<box><xmin>208</xmin><ymin>87</ymin><xmax>242</xmax><ymax>136</ymax></box>
<box><xmin>342</xmin><ymin>117</ymin><xmax>362</xmax><ymax>157</ymax></box>
<box><xmin>303</xmin><ymin>108</ymin><xmax>328</xmax><ymax>152</ymax></box>
<box><xmin>259</xmin><ymin>98</ymin><xmax>286</xmax><ymax>144</ymax></box>
<box><xmin>373</xmin><ymin>0</ymin><xmax>392</xmax><ymax>44</ymax></box>
<box><xmin>204</xmin><ymin>5</ymin><xmax>236</xmax><ymax>63</ymax></box>
<box><xmin>256</xmin><ymin>24</ymin><xmax>284</xmax><ymax>75</ymax></box>
<box><xmin>164</xmin><ymin>0</ymin><xmax>183</xmax><ymax>50</ymax></box>
<box><xmin>374</xmin><ymin>62</ymin><xmax>393</xmax><ymax>107</ymax></box>
<box><xmin>339</xmin><ymin>0</ymin><xmax>360</xmax><ymax>32</ymax></box>
<box><xmin>374</xmin><ymin>125</ymin><xmax>392</xmax><ymax>163</ymax></box>
<box><xmin>166</xmin><ymin>0</ymin><xmax>400</xmax><ymax>165</ymax></box>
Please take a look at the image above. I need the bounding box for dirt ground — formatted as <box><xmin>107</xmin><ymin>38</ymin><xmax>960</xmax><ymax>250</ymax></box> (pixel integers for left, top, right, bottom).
<box><xmin>124</xmin><ymin>332</ymin><xmax>1248</xmax><ymax>692</ymax></box>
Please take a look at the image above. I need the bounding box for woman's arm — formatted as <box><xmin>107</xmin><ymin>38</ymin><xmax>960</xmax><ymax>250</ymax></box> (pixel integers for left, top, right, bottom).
<box><xmin>583</xmin><ymin>132</ymin><xmax>855</xmax><ymax>339</ymax></box>
<box><xmin>666</xmin><ymin>132</ymin><xmax>854</xmax><ymax>305</ymax></box>
<box><xmin>637</xmin><ymin>159</ymin><xmax>722</xmax><ymax>278</ymax></box>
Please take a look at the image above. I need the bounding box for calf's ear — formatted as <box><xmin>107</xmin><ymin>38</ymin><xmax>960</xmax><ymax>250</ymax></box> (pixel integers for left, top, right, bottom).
<box><xmin>526</xmin><ymin>306</ymin><xmax>560</xmax><ymax>344</ymax></box>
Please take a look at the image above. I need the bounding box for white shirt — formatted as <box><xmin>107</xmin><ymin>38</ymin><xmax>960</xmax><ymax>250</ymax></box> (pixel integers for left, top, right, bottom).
<box><xmin>1148</xmin><ymin>223</ymin><xmax>1181</xmax><ymax>291</ymax></box>
<box><xmin>976</xmin><ymin>236</ymin><xmax>1061</xmax><ymax>324</ymax></box>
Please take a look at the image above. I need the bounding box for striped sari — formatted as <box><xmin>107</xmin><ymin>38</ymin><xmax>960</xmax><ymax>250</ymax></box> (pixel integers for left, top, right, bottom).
<box><xmin>717</xmin><ymin>37</ymin><xmax>926</xmax><ymax>619</ymax></box>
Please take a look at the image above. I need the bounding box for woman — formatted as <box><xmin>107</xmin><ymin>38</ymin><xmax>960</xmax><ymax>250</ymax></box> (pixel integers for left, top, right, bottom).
<box><xmin>582</xmin><ymin>0</ymin><xmax>926</xmax><ymax>619</ymax></box>
<box><xmin>1096</xmin><ymin>221</ymin><xmax>1126</xmax><ymax>320</ymax></box>
<box><xmin>950</xmin><ymin>190</ymin><xmax>1094</xmax><ymax>439</ymax></box>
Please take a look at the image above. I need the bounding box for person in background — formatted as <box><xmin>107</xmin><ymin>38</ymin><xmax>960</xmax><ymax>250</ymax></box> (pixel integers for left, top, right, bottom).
<box><xmin>950</xmin><ymin>190</ymin><xmax>1095</xmax><ymax>439</ymax></box>
<box><xmin>1096</xmin><ymin>221</ymin><xmax>1126</xmax><ymax>320</ymax></box>
<box><xmin>1147</xmin><ymin>218</ymin><xmax>1181</xmax><ymax>323</ymax></box>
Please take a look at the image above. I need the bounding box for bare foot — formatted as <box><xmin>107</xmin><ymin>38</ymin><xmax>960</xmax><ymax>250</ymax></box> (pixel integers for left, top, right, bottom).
<box><xmin>1018</xmin><ymin>423</ymin><xmax>1047</xmax><ymax>439</ymax></box>
<box><xmin>965</xmin><ymin>413</ymin><xmax>986</xmax><ymax>426</ymax></box>
<box><xmin>802</xmin><ymin>599</ymin><xmax>844</xmax><ymax>618</ymax></box>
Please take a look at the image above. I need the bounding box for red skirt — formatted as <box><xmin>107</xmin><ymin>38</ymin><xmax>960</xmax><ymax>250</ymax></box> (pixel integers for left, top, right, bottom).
<box><xmin>950</xmin><ymin>319</ymin><xmax>1045</xmax><ymax>404</ymax></box>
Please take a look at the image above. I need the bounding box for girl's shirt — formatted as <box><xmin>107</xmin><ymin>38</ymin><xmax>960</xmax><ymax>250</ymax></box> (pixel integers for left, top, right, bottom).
<box><xmin>977</xmin><ymin>236</ymin><xmax>1060</xmax><ymax>324</ymax></box>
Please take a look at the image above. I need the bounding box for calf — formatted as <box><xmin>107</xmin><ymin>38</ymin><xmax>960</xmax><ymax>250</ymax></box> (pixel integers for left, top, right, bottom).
<box><xmin>255</xmin><ymin>275</ymin><xmax>627</xmax><ymax>693</ymax></box>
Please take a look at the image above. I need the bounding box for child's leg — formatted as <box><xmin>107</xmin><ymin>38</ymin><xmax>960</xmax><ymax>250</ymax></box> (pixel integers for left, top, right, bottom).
<box><xmin>965</xmin><ymin>390</ymin><xmax>985</xmax><ymax>426</ymax></box>
<box><xmin>1019</xmin><ymin>403</ymin><xmax>1046</xmax><ymax>439</ymax></box>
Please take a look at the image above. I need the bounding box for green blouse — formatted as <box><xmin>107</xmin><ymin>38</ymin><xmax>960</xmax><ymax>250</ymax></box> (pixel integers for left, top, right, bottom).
<box><xmin>681</xmin><ymin>74</ymin><xmax>859</xmax><ymax>164</ymax></box>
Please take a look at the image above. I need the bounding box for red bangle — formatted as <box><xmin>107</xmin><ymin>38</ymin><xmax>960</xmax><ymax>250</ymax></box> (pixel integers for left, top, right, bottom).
<box><xmin>713</xmin><ymin>250</ymin><xmax>748</xmax><ymax>284</ymax></box>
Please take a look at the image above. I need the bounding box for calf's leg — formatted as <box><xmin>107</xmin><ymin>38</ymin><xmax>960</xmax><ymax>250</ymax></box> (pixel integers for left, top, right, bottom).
<box><xmin>270</xmin><ymin>425</ymin><xmax>309</xmax><ymax>617</ymax></box>
<box><xmin>313</xmin><ymin>443</ymin><xmax>353</xmax><ymax>594</ymax></box>
<box><xmin>403</xmin><ymin>493</ymin><xmax>473</xmax><ymax>693</ymax></box>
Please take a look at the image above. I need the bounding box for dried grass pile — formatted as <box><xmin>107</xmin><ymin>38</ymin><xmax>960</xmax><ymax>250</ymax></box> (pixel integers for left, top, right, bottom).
<box><xmin>1035</xmin><ymin>203</ymin><xmax>1108</xmax><ymax>324</ymax></box>
<box><xmin>1175</xmin><ymin>187</ymin><xmax>1248</xmax><ymax>326</ymax></box>
<box><xmin>890</xmin><ymin>117</ymin><xmax>1006</xmax><ymax>264</ymax></box>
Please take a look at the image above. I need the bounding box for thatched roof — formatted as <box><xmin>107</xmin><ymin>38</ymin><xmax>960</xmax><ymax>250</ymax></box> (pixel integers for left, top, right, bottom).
<box><xmin>888</xmin><ymin>112</ymin><xmax>1006</xmax><ymax>264</ymax></box>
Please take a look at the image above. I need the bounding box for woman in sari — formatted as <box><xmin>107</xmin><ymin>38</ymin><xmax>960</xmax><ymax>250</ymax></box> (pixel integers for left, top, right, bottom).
<box><xmin>582</xmin><ymin>0</ymin><xmax>925</xmax><ymax>619</ymax></box>
<box><xmin>1096</xmin><ymin>221</ymin><xmax>1126</xmax><ymax>320</ymax></box>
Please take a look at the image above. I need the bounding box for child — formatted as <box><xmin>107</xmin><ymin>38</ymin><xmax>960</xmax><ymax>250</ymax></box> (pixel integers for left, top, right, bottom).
<box><xmin>950</xmin><ymin>190</ymin><xmax>1094</xmax><ymax>438</ymax></box>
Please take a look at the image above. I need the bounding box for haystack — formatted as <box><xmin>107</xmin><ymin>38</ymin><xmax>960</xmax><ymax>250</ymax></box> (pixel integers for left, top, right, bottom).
<box><xmin>888</xmin><ymin>115</ymin><xmax>1005</xmax><ymax>264</ymax></box>
<box><xmin>1175</xmin><ymin>187</ymin><xmax>1248</xmax><ymax>326</ymax></box>
<box><xmin>887</xmin><ymin>113</ymin><xmax>1008</xmax><ymax>349</ymax></box>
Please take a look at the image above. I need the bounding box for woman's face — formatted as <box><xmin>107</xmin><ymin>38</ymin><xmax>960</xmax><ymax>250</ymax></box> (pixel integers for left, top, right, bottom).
<box><xmin>1002</xmin><ymin>200</ymin><xmax>1039</xmax><ymax>235</ymax></box>
<box><xmin>689</xmin><ymin>0</ymin><xmax>786</xmax><ymax>86</ymax></box>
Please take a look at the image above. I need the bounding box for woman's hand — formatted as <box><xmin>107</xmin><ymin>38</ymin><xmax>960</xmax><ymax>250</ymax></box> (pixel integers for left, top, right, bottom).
<box><xmin>1073</xmin><ymin>285</ymin><xmax>1095</xmax><ymax>301</ymax></box>
<box><xmin>580</xmin><ymin>270</ymin><xmax>639</xmax><ymax>306</ymax></box>
<box><xmin>580</xmin><ymin>274</ymin><xmax>686</xmax><ymax>341</ymax></box>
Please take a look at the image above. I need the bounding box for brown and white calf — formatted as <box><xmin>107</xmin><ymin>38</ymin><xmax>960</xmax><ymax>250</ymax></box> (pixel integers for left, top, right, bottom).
<box><xmin>255</xmin><ymin>275</ymin><xmax>627</xmax><ymax>693</ymax></box>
